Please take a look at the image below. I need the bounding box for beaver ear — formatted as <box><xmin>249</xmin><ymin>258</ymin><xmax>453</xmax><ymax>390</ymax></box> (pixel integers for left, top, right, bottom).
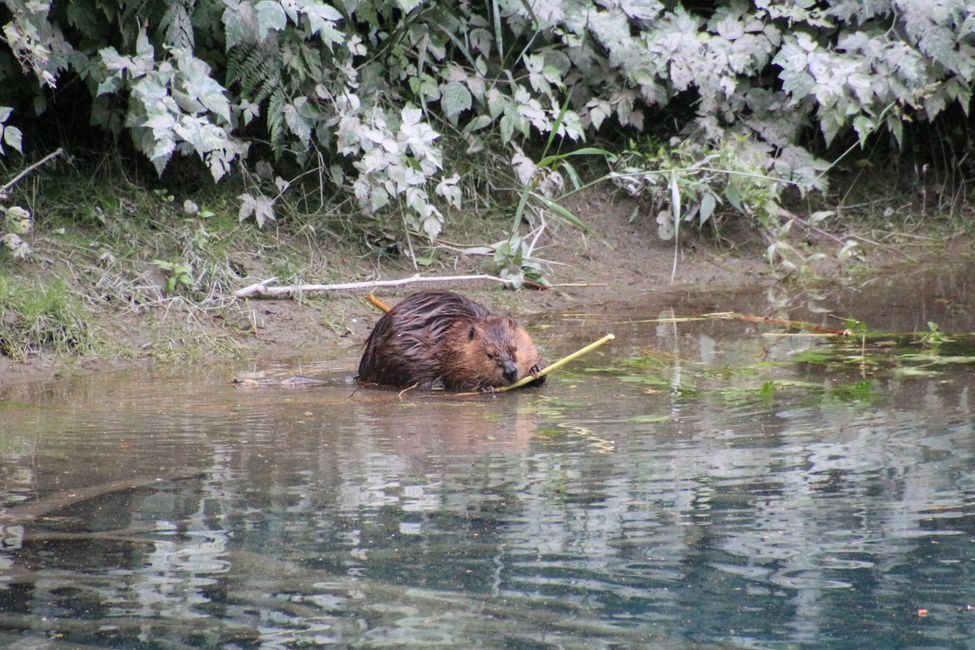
<box><xmin>468</xmin><ymin>326</ymin><xmax>476</xmax><ymax>341</ymax></box>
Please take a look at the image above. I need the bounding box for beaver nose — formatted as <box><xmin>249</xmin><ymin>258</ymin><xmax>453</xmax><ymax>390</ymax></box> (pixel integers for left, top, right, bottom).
<box><xmin>502</xmin><ymin>361</ymin><xmax>519</xmax><ymax>383</ymax></box>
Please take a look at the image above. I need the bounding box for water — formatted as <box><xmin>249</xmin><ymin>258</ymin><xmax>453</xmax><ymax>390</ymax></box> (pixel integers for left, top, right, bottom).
<box><xmin>2</xmin><ymin>271</ymin><xmax>975</xmax><ymax>648</ymax></box>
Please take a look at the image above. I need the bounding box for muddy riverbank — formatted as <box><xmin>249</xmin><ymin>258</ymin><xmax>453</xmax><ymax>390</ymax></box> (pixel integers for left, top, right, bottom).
<box><xmin>1</xmin><ymin>186</ymin><xmax>971</xmax><ymax>389</ymax></box>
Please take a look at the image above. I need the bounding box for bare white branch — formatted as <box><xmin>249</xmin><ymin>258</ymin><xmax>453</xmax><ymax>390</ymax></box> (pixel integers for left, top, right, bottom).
<box><xmin>233</xmin><ymin>273</ymin><xmax>511</xmax><ymax>299</ymax></box>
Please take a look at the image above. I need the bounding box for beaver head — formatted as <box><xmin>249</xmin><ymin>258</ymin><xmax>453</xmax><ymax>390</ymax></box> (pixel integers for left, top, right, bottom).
<box><xmin>443</xmin><ymin>316</ymin><xmax>541</xmax><ymax>389</ymax></box>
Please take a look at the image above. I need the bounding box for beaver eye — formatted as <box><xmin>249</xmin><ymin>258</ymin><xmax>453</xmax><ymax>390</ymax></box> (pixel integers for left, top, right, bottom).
<box><xmin>468</xmin><ymin>326</ymin><xmax>476</xmax><ymax>341</ymax></box>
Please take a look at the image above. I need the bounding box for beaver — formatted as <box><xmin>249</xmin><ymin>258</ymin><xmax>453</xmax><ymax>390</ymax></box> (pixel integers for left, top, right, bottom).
<box><xmin>357</xmin><ymin>291</ymin><xmax>545</xmax><ymax>391</ymax></box>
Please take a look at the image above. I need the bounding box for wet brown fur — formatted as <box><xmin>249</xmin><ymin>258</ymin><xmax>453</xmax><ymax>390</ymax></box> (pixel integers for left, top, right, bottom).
<box><xmin>357</xmin><ymin>291</ymin><xmax>544</xmax><ymax>391</ymax></box>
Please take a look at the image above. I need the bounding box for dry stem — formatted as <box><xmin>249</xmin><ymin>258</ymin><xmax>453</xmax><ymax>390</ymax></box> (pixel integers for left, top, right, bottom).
<box><xmin>234</xmin><ymin>273</ymin><xmax>511</xmax><ymax>299</ymax></box>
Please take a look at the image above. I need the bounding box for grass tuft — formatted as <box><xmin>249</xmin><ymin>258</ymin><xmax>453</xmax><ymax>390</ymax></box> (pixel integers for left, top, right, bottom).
<box><xmin>0</xmin><ymin>273</ymin><xmax>98</xmax><ymax>360</ymax></box>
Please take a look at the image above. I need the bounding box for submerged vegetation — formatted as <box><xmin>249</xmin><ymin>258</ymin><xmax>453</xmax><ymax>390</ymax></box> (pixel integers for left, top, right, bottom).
<box><xmin>600</xmin><ymin>315</ymin><xmax>975</xmax><ymax>410</ymax></box>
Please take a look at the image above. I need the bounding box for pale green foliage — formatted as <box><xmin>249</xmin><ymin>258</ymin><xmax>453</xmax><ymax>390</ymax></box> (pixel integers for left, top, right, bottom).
<box><xmin>97</xmin><ymin>29</ymin><xmax>243</xmax><ymax>181</ymax></box>
<box><xmin>2</xmin><ymin>104</ymin><xmax>32</xmax><ymax>259</ymax></box>
<box><xmin>237</xmin><ymin>191</ymin><xmax>276</xmax><ymax>228</ymax></box>
<box><xmin>1</xmin><ymin>204</ymin><xmax>33</xmax><ymax>258</ymax></box>
<box><xmin>492</xmin><ymin>233</ymin><xmax>547</xmax><ymax>290</ymax></box>
<box><xmin>0</xmin><ymin>106</ymin><xmax>23</xmax><ymax>154</ymax></box>
<box><xmin>0</xmin><ymin>0</ymin><xmax>972</xmax><ymax>237</ymax></box>
<box><xmin>339</xmin><ymin>104</ymin><xmax>447</xmax><ymax>238</ymax></box>
<box><xmin>152</xmin><ymin>257</ymin><xmax>195</xmax><ymax>294</ymax></box>
<box><xmin>616</xmin><ymin>136</ymin><xmax>792</xmax><ymax>236</ymax></box>
<box><xmin>1</xmin><ymin>0</ymin><xmax>71</xmax><ymax>88</ymax></box>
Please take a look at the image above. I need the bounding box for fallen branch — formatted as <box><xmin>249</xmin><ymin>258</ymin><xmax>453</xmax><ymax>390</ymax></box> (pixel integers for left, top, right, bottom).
<box><xmin>366</xmin><ymin>291</ymin><xmax>393</xmax><ymax>313</ymax></box>
<box><xmin>1</xmin><ymin>147</ymin><xmax>65</xmax><ymax>194</ymax></box>
<box><xmin>234</xmin><ymin>273</ymin><xmax>511</xmax><ymax>299</ymax></box>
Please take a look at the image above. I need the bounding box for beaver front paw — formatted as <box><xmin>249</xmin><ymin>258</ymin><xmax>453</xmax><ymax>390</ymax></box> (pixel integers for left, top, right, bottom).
<box><xmin>528</xmin><ymin>364</ymin><xmax>546</xmax><ymax>386</ymax></box>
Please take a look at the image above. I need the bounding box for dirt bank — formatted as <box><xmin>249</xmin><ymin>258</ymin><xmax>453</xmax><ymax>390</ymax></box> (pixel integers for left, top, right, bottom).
<box><xmin>0</xmin><ymin>186</ymin><xmax>967</xmax><ymax>389</ymax></box>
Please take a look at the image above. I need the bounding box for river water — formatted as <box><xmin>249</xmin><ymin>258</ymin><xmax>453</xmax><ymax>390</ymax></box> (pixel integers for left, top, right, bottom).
<box><xmin>2</xmin><ymin>271</ymin><xmax>974</xmax><ymax>648</ymax></box>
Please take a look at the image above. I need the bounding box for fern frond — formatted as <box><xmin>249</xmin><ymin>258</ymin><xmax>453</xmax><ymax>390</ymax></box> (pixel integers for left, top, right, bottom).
<box><xmin>160</xmin><ymin>0</ymin><xmax>195</xmax><ymax>50</ymax></box>
<box><xmin>267</xmin><ymin>86</ymin><xmax>288</xmax><ymax>159</ymax></box>
<box><xmin>227</xmin><ymin>43</ymin><xmax>281</xmax><ymax>104</ymax></box>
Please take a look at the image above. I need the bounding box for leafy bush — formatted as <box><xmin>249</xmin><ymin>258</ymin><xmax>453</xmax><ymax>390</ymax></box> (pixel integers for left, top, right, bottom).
<box><xmin>614</xmin><ymin>135</ymin><xmax>792</xmax><ymax>238</ymax></box>
<box><xmin>0</xmin><ymin>0</ymin><xmax>971</xmax><ymax>239</ymax></box>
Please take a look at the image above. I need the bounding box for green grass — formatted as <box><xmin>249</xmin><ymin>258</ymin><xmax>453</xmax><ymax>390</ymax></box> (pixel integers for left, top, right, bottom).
<box><xmin>1</xmin><ymin>161</ymin><xmax>398</xmax><ymax>366</ymax></box>
<box><xmin>0</xmin><ymin>272</ymin><xmax>98</xmax><ymax>360</ymax></box>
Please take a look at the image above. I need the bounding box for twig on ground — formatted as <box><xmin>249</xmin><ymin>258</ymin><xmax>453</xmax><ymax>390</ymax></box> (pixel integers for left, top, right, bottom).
<box><xmin>366</xmin><ymin>292</ymin><xmax>393</xmax><ymax>313</ymax></box>
<box><xmin>234</xmin><ymin>273</ymin><xmax>512</xmax><ymax>299</ymax></box>
<box><xmin>1</xmin><ymin>147</ymin><xmax>65</xmax><ymax>194</ymax></box>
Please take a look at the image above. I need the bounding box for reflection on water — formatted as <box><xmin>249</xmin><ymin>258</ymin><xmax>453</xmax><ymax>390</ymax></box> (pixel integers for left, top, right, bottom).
<box><xmin>2</xmin><ymin>270</ymin><xmax>975</xmax><ymax>648</ymax></box>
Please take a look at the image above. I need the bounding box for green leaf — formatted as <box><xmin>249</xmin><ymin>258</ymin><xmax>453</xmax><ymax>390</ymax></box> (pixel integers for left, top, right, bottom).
<box><xmin>486</xmin><ymin>88</ymin><xmax>506</xmax><ymax>119</ymax></box>
<box><xmin>530</xmin><ymin>192</ymin><xmax>589</xmax><ymax>231</ymax></box>
<box><xmin>255</xmin><ymin>1</ymin><xmax>287</xmax><ymax>40</ymax></box>
<box><xmin>99</xmin><ymin>46</ymin><xmax>132</xmax><ymax>73</ymax></box>
<box><xmin>464</xmin><ymin>114</ymin><xmax>493</xmax><ymax>133</ymax></box>
<box><xmin>885</xmin><ymin>113</ymin><xmax>903</xmax><ymax>147</ymax></box>
<box><xmin>135</xmin><ymin>28</ymin><xmax>154</xmax><ymax>62</ymax></box>
<box><xmin>284</xmin><ymin>102</ymin><xmax>312</xmax><ymax>144</ymax></box>
<box><xmin>560</xmin><ymin>160</ymin><xmax>583</xmax><ymax>190</ymax></box>
<box><xmin>2</xmin><ymin>125</ymin><xmax>23</xmax><ymax>154</ymax></box>
<box><xmin>538</xmin><ymin>147</ymin><xmax>615</xmax><ymax>167</ymax></box>
<box><xmin>178</xmin><ymin>54</ymin><xmax>232</xmax><ymax>122</ymax></box>
<box><xmin>699</xmin><ymin>191</ymin><xmax>716</xmax><ymax>224</ymax></box>
<box><xmin>307</xmin><ymin>2</ymin><xmax>341</xmax><ymax>21</ymax></box>
<box><xmin>222</xmin><ymin>4</ymin><xmax>251</xmax><ymax>48</ymax></box>
<box><xmin>499</xmin><ymin>113</ymin><xmax>515</xmax><ymax>143</ymax></box>
<box><xmin>853</xmin><ymin>114</ymin><xmax>875</xmax><ymax>147</ymax></box>
<box><xmin>441</xmin><ymin>81</ymin><xmax>472</xmax><ymax>120</ymax></box>
<box><xmin>304</xmin><ymin>3</ymin><xmax>344</xmax><ymax>47</ymax></box>
<box><xmin>238</xmin><ymin>192</ymin><xmax>277</xmax><ymax>228</ymax></box>
<box><xmin>397</xmin><ymin>0</ymin><xmax>422</xmax><ymax>13</ymax></box>
<box><xmin>724</xmin><ymin>184</ymin><xmax>743</xmax><ymax>211</ymax></box>
<box><xmin>66</xmin><ymin>2</ymin><xmax>100</xmax><ymax>34</ymax></box>
<box><xmin>149</xmin><ymin>136</ymin><xmax>176</xmax><ymax>176</ymax></box>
